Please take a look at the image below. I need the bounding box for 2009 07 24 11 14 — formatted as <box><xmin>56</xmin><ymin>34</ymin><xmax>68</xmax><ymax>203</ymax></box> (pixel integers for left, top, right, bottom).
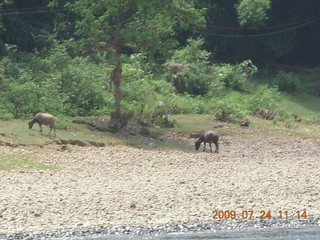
<box><xmin>212</xmin><ymin>210</ymin><xmax>308</xmax><ymax>220</ymax></box>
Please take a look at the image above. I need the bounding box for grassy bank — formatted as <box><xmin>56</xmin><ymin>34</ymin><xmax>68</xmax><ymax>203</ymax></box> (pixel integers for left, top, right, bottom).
<box><xmin>0</xmin><ymin>92</ymin><xmax>320</xmax><ymax>150</ymax></box>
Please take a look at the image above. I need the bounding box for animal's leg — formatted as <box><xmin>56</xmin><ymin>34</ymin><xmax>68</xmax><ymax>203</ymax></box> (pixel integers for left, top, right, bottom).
<box><xmin>214</xmin><ymin>142</ymin><xmax>219</xmax><ymax>153</ymax></box>
<box><xmin>203</xmin><ymin>142</ymin><xmax>206</xmax><ymax>152</ymax></box>
<box><xmin>48</xmin><ymin>126</ymin><xmax>52</xmax><ymax>135</ymax></box>
<box><xmin>39</xmin><ymin>123</ymin><xmax>43</xmax><ymax>132</ymax></box>
<box><xmin>209</xmin><ymin>142</ymin><xmax>212</xmax><ymax>152</ymax></box>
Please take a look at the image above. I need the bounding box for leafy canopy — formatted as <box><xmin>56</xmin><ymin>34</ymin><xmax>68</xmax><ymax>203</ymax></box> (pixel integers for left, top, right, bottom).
<box><xmin>236</xmin><ymin>0</ymin><xmax>271</xmax><ymax>27</ymax></box>
<box><xmin>68</xmin><ymin>0</ymin><xmax>206</xmax><ymax>54</ymax></box>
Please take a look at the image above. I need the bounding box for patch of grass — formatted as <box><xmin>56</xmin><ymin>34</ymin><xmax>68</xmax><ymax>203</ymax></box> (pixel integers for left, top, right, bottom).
<box><xmin>130</xmin><ymin>201</ymin><xmax>138</xmax><ymax>209</ymax></box>
<box><xmin>278</xmin><ymin>93</ymin><xmax>320</xmax><ymax>121</ymax></box>
<box><xmin>171</xmin><ymin>114</ymin><xmax>218</xmax><ymax>132</ymax></box>
<box><xmin>0</xmin><ymin>154</ymin><xmax>60</xmax><ymax>171</ymax></box>
<box><xmin>2</xmin><ymin>92</ymin><xmax>320</xmax><ymax>152</ymax></box>
<box><xmin>0</xmin><ymin>118</ymin><xmax>123</xmax><ymax>147</ymax></box>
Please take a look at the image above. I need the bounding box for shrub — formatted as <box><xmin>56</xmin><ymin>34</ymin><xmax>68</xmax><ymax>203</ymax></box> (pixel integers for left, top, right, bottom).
<box><xmin>246</xmin><ymin>85</ymin><xmax>280</xmax><ymax>113</ymax></box>
<box><xmin>212</xmin><ymin>95</ymin><xmax>249</xmax><ymax>122</ymax></box>
<box><xmin>4</xmin><ymin>81</ymin><xmax>42</xmax><ymax>118</ymax></box>
<box><xmin>236</xmin><ymin>0</ymin><xmax>271</xmax><ymax>27</ymax></box>
<box><xmin>55</xmin><ymin>115</ymin><xmax>71</xmax><ymax>130</ymax></box>
<box><xmin>274</xmin><ymin>71</ymin><xmax>303</xmax><ymax>93</ymax></box>
<box><xmin>0</xmin><ymin>49</ymin><xmax>112</xmax><ymax>118</ymax></box>
<box><xmin>166</xmin><ymin>38</ymin><xmax>220</xmax><ymax>95</ymax></box>
<box><xmin>213</xmin><ymin>60</ymin><xmax>257</xmax><ymax>91</ymax></box>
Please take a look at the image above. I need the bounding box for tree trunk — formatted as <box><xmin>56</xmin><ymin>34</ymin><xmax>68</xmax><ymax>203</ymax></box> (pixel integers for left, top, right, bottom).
<box><xmin>110</xmin><ymin>52</ymin><xmax>122</xmax><ymax>124</ymax></box>
<box><xmin>109</xmin><ymin>15</ymin><xmax>123</xmax><ymax>131</ymax></box>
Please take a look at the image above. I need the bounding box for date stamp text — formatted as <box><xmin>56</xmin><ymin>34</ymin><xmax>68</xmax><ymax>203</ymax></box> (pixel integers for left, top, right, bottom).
<box><xmin>212</xmin><ymin>210</ymin><xmax>308</xmax><ymax>220</ymax></box>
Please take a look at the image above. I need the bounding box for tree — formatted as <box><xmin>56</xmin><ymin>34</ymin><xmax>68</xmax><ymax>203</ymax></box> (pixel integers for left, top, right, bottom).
<box><xmin>66</xmin><ymin>0</ymin><xmax>205</xmax><ymax>129</ymax></box>
<box><xmin>236</xmin><ymin>0</ymin><xmax>271</xmax><ymax>27</ymax></box>
<box><xmin>167</xmin><ymin>38</ymin><xmax>214</xmax><ymax>95</ymax></box>
<box><xmin>1</xmin><ymin>0</ymin><xmax>57</xmax><ymax>52</ymax></box>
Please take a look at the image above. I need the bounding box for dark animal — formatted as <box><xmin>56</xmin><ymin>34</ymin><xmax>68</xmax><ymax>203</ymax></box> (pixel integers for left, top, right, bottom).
<box><xmin>28</xmin><ymin>113</ymin><xmax>56</xmax><ymax>136</ymax></box>
<box><xmin>195</xmin><ymin>131</ymin><xmax>219</xmax><ymax>153</ymax></box>
<box><xmin>240</xmin><ymin>119</ymin><xmax>250</xmax><ymax>127</ymax></box>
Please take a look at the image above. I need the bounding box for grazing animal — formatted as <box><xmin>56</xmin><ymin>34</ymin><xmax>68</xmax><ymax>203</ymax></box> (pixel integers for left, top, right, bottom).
<box><xmin>195</xmin><ymin>131</ymin><xmax>219</xmax><ymax>153</ymax></box>
<box><xmin>28</xmin><ymin>113</ymin><xmax>56</xmax><ymax>136</ymax></box>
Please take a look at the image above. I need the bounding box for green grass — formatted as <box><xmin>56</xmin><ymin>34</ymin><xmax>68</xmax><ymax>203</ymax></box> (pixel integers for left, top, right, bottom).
<box><xmin>1</xmin><ymin>92</ymin><xmax>320</xmax><ymax>150</ymax></box>
<box><xmin>0</xmin><ymin>118</ymin><xmax>122</xmax><ymax>146</ymax></box>
<box><xmin>171</xmin><ymin>114</ymin><xmax>217</xmax><ymax>132</ymax></box>
<box><xmin>0</xmin><ymin>154</ymin><xmax>60</xmax><ymax>171</ymax></box>
<box><xmin>278</xmin><ymin>93</ymin><xmax>320</xmax><ymax>122</ymax></box>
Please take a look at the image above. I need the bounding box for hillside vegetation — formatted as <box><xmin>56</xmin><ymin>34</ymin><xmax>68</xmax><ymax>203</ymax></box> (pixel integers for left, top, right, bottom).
<box><xmin>0</xmin><ymin>1</ymin><xmax>320</xmax><ymax>134</ymax></box>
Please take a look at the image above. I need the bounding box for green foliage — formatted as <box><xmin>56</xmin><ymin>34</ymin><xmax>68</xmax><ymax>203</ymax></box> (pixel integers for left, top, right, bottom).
<box><xmin>0</xmin><ymin>154</ymin><xmax>59</xmax><ymax>171</ymax></box>
<box><xmin>70</xmin><ymin>0</ymin><xmax>205</xmax><ymax>54</ymax></box>
<box><xmin>0</xmin><ymin>111</ymin><xmax>13</xmax><ymax>120</ymax></box>
<box><xmin>274</xmin><ymin>71</ymin><xmax>302</xmax><ymax>93</ymax></box>
<box><xmin>213</xmin><ymin>93</ymin><xmax>250</xmax><ymax>122</ymax></box>
<box><xmin>55</xmin><ymin>115</ymin><xmax>71</xmax><ymax>130</ymax></box>
<box><xmin>165</xmin><ymin>94</ymin><xmax>201</xmax><ymax>114</ymax></box>
<box><xmin>213</xmin><ymin>60</ymin><xmax>257</xmax><ymax>91</ymax></box>
<box><xmin>0</xmin><ymin>44</ymin><xmax>115</xmax><ymax>118</ymax></box>
<box><xmin>236</xmin><ymin>0</ymin><xmax>271</xmax><ymax>27</ymax></box>
<box><xmin>300</xmin><ymin>67</ymin><xmax>320</xmax><ymax>96</ymax></box>
<box><xmin>0</xmin><ymin>0</ymin><xmax>57</xmax><ymax>52</ymax></box>
<box><xmin>246</xmin><ymin>85</ymin><xmax>280</xmax><ymax>112</ymax></box>
<box><xmin>167</xmin><ymin>38</ymin><xmax>221</xmax><ymax>95</ymax></box>
<box><xmin>68</xmin><ymin>0</ymin><xmax>206</xmax><ymax>129</ymax></box>
<box><xmin>130</xmin><ymin>201</ymin><xmax>137</xmax><ymax>209</ymax></box>
<box><xmin>5</xmin><ymin>81</ymin><xmax>41</xmax><ymax>118</ymax></box>
<box><xmin>58</xmin><ymin>58</ymin><xmax>109</xmax><ymax>116</ymax></box>
<box><xmin>273</xmin><ymin>110</ymin><xmax>291</xmax><ymax>122</ymax></box>
<box><xmin>0</xmin><ymin>0</ymin><xmax>317</xmax><ymax>125</ymax></box>
<box><xmin>210</xmin><ymin>85</ymin><xmax>279</xmax><ymax>122</ymax></box>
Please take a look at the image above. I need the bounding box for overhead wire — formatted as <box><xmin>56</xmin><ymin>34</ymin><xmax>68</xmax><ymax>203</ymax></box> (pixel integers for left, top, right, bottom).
<box><xmin>196</xmin><ymin>17</ymin><xmax>320</xmax><ymax>38</ymax></box>
<box><xmin>0</xmin><ymin>6</ymin><xmax>65</xmax><ymax>16</ymax></box>
<box><xmin>206</xmin><ymin>16</ymin><xmax>316</xmax><ymax>31</ymax></box>
<box><xmin>0</xmin><ymin>5</ymin><xmax>319</xmax><ymax>38</ymax></box>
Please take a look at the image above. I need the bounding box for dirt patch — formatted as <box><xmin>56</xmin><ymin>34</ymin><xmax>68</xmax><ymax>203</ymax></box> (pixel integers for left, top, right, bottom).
<box><xmin>72</xmin><ymin>118</ymin><xmax>110</xmax><ymax>131</ymax></box>
<box><xmin>54</xmin><ymin>139</ymin><xmax>106</xmax><ymax>147</ymax></box>
<box><xmin>0</xmin><ymin>141</ymin><xmax>20</xmax><ymax>148</ymax></box>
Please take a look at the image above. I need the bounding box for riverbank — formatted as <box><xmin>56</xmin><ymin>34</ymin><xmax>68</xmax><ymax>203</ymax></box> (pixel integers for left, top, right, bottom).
<box><xmin>0</xmin><ymin>133</ymin><xmax>320</xmax><ymax>238</ymax></box>
<box><xmin>1</xmin><ymin>217</ymin><xmax>320</xmax><ymax>240</ymax></box>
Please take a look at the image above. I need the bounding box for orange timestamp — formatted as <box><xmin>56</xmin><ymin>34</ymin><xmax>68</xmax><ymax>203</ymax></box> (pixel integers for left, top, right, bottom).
<box><xmin>212</xmin><ymin>210</ymin><xmax>308</xmax><ymax>220</ymax></box>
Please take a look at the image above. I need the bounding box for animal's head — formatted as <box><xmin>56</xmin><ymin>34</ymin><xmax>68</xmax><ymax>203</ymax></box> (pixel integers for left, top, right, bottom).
<box><xmin>28</xmin><ymin>121</ymin><xmax>33</xmax><ymax>129</ymax></box>
<box><xmin>195</xmin><ymin>141</ymin><xmax>201</xmax><ymax>150</ymax></box>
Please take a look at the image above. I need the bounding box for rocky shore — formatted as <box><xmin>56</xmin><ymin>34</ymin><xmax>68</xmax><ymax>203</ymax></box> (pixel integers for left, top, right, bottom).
<box><xmin>1</xmin><ymin>217</ymin><xmax>320</xmax><ymax>240</ymax></box>
<box><xmin>1</xmin><ymin>134</ymin><xmax>320</xmax><ymax>239</ymax></box>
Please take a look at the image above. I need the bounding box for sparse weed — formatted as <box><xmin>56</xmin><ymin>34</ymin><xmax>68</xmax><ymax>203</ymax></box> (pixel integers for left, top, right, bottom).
<box><xmin>130</xmin><ymin>201</ymin><xmax>138</xmax><ymax>209</ymax></box>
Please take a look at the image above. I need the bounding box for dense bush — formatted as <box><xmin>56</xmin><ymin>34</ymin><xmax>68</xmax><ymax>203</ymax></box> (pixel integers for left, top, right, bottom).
<box><xmin>213</xmin><ymin>60</ymin><xmax>258</xmax><ymax>91</ymax></box>
<box><xmin>246</xmin><ymin>85</ymin><xmax>280</xmax><ymax>112</ymax></box>
<box><xmin>0</xmin><ymin>47</ymin><xmax>113</xmax><ymax>118</ymax></box>
<box><xmin>166</xmin><ymin>38</ymin><xmax>222</xmax><ymax>95</ymax></box>
<box><xmin>0</xmin><ymin>42</ymin><xmax>283</xmax><ymax>124</ymax></box>
<box><xmin>274</xmin><ymin>71</ymin><xmax>303</xmax><ymax>93</ymax></box>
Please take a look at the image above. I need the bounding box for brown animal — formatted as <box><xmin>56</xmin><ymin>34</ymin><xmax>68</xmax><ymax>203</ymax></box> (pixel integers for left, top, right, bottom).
<box><xmin>259</xmin><ymin>108</ymin><xmax>270</xmax><ymax>120</ymax></box>
<box><xmin>195</xmin><ymin>131</ymin><xmax>219</xmax><ymax>153</ymax></box>
<box><xmin>294</xmin><ymin>115</ymin><xmax>302</xmax><ymax>122</ymax></box>
<box><xmin>28</xmin><ymin>113</ymin><xmax>56</xmax><ymax>136</ymax></box>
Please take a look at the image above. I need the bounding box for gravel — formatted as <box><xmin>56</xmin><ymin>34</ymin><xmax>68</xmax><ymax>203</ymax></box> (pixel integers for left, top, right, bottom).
<box><xmin>1</xmin><ymin>133</ymin><xmax>320</xmax><ymax>238</ymax></box>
